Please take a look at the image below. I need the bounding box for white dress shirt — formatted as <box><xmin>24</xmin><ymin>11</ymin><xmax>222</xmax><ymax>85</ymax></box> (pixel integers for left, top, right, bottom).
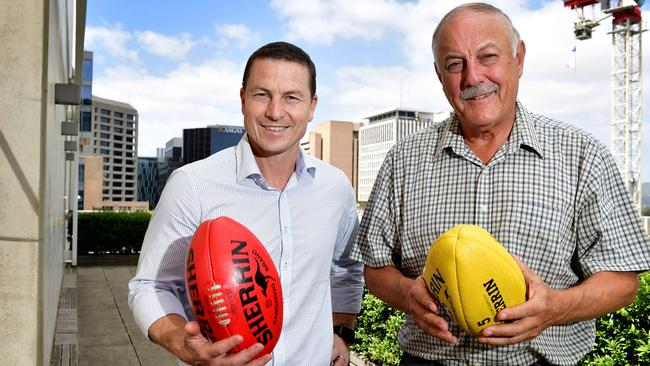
<box><xmin>128</xmin><ymin>135</ymin><xmax>364</xmax><ymax>365</ymax></box>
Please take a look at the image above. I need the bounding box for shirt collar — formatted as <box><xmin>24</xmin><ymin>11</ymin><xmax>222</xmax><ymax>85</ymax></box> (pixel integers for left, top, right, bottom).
<box><xmin>235</xmin><ymin>134</ymin><xmax>316</xmax><ymax>189</ymax></box>
<box><xmin>437</xmin><ymin>100</ymin><xmax>543</xmax><ymax>159</ymax></box>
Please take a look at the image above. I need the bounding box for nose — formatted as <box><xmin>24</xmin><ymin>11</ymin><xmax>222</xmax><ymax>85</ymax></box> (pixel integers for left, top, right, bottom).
<box><xmin>265</xmin><ymin>97</ymin><xmax>284</xmax><ymax>121</ymax></box>
<box><xmin>462</xmin><ymin>59</ymin><xmax>482</xmax><ymax>87</ymax></box>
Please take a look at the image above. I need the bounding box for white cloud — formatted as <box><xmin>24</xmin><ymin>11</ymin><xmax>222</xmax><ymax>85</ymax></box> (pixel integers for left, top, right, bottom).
<box><xmin>215</xmin><ymin>23</ymin><xmax>261</xmax><ymax>48</ymax></box>
<box><xmin>85</xmin><ymin>24</ymin><xmax>139</xmax><ymax>62</ymax></box>
<box><xmin>135</xmin><ymin>31</ymin><xmax>194</xmax><ymax>60</ymax></box>
<box><xmin>271</xmin><ymin>0</ymin><xmax>410</xmax><ymax>44</ymax></box>
<box><xmin>93</xmin><ymin>58</ymin><xmax>245</xmax><ymax>157</ymax></box>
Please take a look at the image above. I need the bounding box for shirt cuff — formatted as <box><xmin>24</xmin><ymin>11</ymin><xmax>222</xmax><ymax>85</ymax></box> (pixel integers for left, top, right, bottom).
<box><xmin>131</xmin><ymin>290</ymin><xmax>188</xmax><ymax>338</ymax></box>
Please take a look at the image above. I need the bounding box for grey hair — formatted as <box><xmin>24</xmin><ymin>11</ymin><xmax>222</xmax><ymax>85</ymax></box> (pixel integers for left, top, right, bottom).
<box><xmin>431</xmin><ymin>2</ymin><xmax>521</xmax><ymax>64</ymax></box>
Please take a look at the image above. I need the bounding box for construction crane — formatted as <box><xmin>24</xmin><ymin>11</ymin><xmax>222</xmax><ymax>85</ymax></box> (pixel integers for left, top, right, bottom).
<box><xmin>564</xmin><ymin>0</ymin><xmax>645</xmax><ymax>213</ymax></box>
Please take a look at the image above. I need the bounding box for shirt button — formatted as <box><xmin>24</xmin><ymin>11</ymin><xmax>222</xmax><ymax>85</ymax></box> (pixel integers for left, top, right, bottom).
<box><xmin>479</xmin><ymin>204</ymin><xmax>489</xmax><ymax>213</ymax></box>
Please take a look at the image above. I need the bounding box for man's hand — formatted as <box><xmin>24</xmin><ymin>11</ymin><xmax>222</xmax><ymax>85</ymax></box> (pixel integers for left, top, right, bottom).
<box><xmin>408</xmin><ymin>276</ymin><xmax>457</xmax><ymax>344</ymax></box>
<box><xmin>477</xmin><ymin>256</ymin><xmax>563</xmax><ymax>345</ymax></box>
<box><xmin>149</xmin><ymin>315</ymin><xmax>272</xmax><ymax>366</ymax></box>
<box><xmin>330</xmin><ymin>334</ymin><xmax>350</xmax><ymax>366</ymax></box>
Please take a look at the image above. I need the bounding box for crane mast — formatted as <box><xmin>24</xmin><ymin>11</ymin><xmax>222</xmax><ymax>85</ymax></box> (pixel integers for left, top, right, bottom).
<box><xmin>564</xmin><ymin>0</ymin><xmax>645</xmax><ymax>213</ymax></box>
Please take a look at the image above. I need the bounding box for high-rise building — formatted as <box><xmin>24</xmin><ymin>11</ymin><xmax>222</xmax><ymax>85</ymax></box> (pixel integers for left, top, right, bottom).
<box><xmin>158</xmin><ymin>137</ymin><xmax>183</xmax><ymax>195</ymax></box>
<box><xmin>183</xmin><ymin>125</ymin><xmax>245</xmax><ymax>165</ymax></box>
<box><xmin>138</xmin><ymin>157</ymin><xmax>160</xmax><ymax>209</ymax></box>
<box><xmin>91</xmin><ymin>96</ymin><xmax>139</xmax><ymax>203</ymax></box>
<box><xmin>357</xmin><ymin>108</ymin><xmax>449</xmax><ymax>202</ymax></box>
<box><xmin>300</xmin><ymin>120</ymin><xmax>362</xmax><ymax>198</ymax></box>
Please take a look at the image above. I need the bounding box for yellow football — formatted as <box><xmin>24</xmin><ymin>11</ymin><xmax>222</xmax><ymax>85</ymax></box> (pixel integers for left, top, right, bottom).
<box><xmin>423</xmin><ymin>224</ymin><xmax>526</xmax><ymax>336</ymax></box>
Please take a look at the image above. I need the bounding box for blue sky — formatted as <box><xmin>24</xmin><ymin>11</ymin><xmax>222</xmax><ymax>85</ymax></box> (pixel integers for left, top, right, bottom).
<box><xmin>85</xmin><ymin>0</ymin><xmax>649</xmax><ymax>181</ymax></box>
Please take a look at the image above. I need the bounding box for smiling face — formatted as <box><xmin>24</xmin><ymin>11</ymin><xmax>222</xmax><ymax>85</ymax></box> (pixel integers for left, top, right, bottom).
<box><xmin>240</xmin><ymin>58</ymin><xmax>317</xmax><ymax>159</ymax></box>
<box><xmin>434</xmin><ymin>10</ymin><xmax>525</xmax><ymax>132</ymax></box>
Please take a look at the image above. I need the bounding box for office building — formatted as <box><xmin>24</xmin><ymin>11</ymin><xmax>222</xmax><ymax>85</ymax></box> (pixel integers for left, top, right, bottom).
<box><xmin>183</xmin><ymin>125</ymin><xmax>245</xmax><ymax>165</ymax></box>
<box><xmin>91</xmin><ymin>96</ymin><xmax>139</xmax><ymax>203</ymax></box>
<box><xmin>138</xmin><ymin>156</ymin><xmax>160</xmax><ymax>209</ymax></box>
<box><xmin>357</xmin><ymin>108</ymin><xmax>449</xmax><ymax>202</ymax></box>
<box><xmin>158</xmin><ymin>137</ymin><xmax>183</xmax><ymax>195</ymax></box>
<box><xmin>301</xmin><ymin>120</ymin><xmax>362</xmax><ymax>198</ymax></box>
<box><xmin>1</xmin><ymin>1</ymin><xmax>87</xmax><ymax>364</ymax></box>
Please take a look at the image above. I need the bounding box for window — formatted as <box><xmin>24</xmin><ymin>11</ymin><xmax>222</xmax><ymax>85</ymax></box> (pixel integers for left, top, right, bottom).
<box><xmin>115</xmin><ymin>127</ymin><xmax>123</xmax><ymax>134</ymax></box>
<box><xmin>112</xmin><ymin>181</ymin><xmax>122</xmax><ymax>187</ymax></box>
<box><xmin>81</xmin><ymin>111</ymin><xmax>91</xmax><ymax>131</ymax></box>
<box><xmin>114</xmin><ymin>119</ymin><xmax>123</xmax><ymax>126</ymax></box>
<box><xmin>82</xmin><ymin>58</ymin><xmax>93</xmax><ymax>81</ymax></box>
<box><xmin>126</xmin><ymin>175</ymin><xmax>134</xmax><ymax>180</ymax></box>
<box><xmin>127</xmin><ymin>121</ymin><xmax>135</xmax><ymax>128</ymax></box>
<box><xmin>125</xmin><ymin>167</ymin><xmax>134</xmax><ymax>172</ymax></box>
<box><xmin>100</xmin><ymin>133</ymin><xmax>110</xmax><ymax>139</ymax></box>
<box><xmin>113</xmin><ymin>174</ymin><xmax>122</xmax><ymax>179</ymax></box>
<box><xmin>113</xmin><ymin>190</ymin><xmax>122</xmax><ymax>195</ymax></box>
<box><xmin>112</xmin><ymin>166</ymin><xmax>121</xmax><ymax>172</ymax></box>
<box><xmin>114</xmin><ymin>143</ymin><xmax>123</xmax><ymax>149</ymax></box>
<box><xmin>102</xmin><ymin>189</ymin><xmax>109</xmax><ymax>194</ymax></box>
<box><xmin>114</xmin><ymin>112</ymin><xmax>124</xmax><ymax>118</ymax></box>
<box><xmin>100</xmin><ymin>141</ymin><xmax>110</xmax><ymax>147</ymax></box>
<box><xmin>125</xmin><ymin>190</ymin><xmax>134</xmax><ymax>195</ymax></box>
<box><xmin>127</xmin><ymin>114</ymin><xmax>135</xmax><ymax>121</ymax></box>
<box><xmin>100</xmin><ymin>149</ymin><xmax>110</xmax><ymax>155</ymax></box>
<box><xmin>114</xmin><ymin>135</ymin><xmax>123</xmax><ymax>141</ymax></box>
<box><xmin>102</xmin><ymin>157</ymin><xmax>110</xmax><ymax>163</ymax></box>
<box><xmin>114</xmin><ymin>158</ymin><xmax>123</xmax><ymax>164</ymax></box>
<box><xmin>101</xmin><ymin>109</ymin><xmax>111</xmax><ymax>116</ymax></box>
<box><xmin>100</xmin><ymin>125</ymin><xmax>110</xmax><ymax>131</ymax></box>
<box><xmin>100</xmin><ymin>116</ymin><xmax>110</xmax><ymax>123</ymax></box>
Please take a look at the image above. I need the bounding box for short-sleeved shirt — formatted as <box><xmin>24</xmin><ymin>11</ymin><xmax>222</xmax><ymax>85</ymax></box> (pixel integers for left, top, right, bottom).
<box><xmin>352</xmin><ymin>101</ymin><xmax>650</xmax><ymax>365</ymax></box>
<box><xmin>129</xmin><ymin>135</ymin><xmax>364</xmax><ymax>366</ymax></box>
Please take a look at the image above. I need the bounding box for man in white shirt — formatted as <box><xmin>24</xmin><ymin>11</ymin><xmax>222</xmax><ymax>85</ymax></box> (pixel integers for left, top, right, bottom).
<box><xmin>129</xmin><ymin>41</ymin><xmax>364</xmax><ymax>366</ymax></box>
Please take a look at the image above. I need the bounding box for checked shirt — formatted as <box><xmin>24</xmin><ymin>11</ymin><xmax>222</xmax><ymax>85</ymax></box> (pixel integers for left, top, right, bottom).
<box><xmin>352</xmin><ymin>101</ymin><xmax>650</xmax><ymax>365</ymax></box>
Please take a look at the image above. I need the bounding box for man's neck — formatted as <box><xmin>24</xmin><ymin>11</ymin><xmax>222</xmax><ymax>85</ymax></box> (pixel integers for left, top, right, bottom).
<box><xmin>461</xmin><ymin>119</ymin><xmax>514</xmax><ymax>165</ymax></box>
<box><xmin>254</xmin><ymin>148</ymin><xmax>299</xmax><ymax>191</ymax></box>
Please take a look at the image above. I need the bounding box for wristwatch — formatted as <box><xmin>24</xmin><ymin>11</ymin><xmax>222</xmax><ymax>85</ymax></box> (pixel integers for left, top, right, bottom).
<box><xmin>333</xmin><ymin>324</ymin><xmax>356</xmax><ymax>344</ymax></box>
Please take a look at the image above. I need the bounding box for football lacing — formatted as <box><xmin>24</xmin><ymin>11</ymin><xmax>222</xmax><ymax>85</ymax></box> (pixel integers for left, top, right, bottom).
<box><xmin>207</xmin><ymin>284</ymin><xmax>231</xmax><ymax>326</ymax></box>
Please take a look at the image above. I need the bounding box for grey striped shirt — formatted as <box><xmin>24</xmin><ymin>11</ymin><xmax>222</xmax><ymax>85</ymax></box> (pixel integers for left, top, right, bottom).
<box><xmin>352</xmin><ymin>101</ymin><xmax>650</xmax><ymax>365</ymax></box>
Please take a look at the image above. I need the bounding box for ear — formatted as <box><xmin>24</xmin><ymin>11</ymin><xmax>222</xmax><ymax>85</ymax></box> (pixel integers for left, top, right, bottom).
<box><xmin>307</xmin><ymin>94</ymin><xmax>318</xmax><ymax>122</ymax></box>
<box><xmin>516</xmin><ymin>40</ymin><xmax>526</xmax><ymax>78</ymax></box>
<box><xmin>434</xmin><ymin>62</ymin><xmax>442</xmax><ymax>83</ymax></box>
<box><xmin>239</xmin><ymin>87</ymin><xmax>245</xmax><ymax>114</ymax></box>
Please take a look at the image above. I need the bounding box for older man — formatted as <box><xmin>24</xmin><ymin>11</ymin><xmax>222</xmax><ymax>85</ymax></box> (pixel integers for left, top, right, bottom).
<box><xmin>129</xmin><ymin>42</ymin><xmax>363</xmax><ymax>366</ymax></box>
<box><xmin>352</xmin><ymin>3</ymin><xmax>650</xmax><ymax>365</ymax></box>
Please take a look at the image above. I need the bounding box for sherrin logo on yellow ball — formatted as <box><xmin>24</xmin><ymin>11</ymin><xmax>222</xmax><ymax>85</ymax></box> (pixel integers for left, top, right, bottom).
<box><xmin>423</xmin><ymin>224</ymin><xmax>526</xmax><ymax>336</ymax></box>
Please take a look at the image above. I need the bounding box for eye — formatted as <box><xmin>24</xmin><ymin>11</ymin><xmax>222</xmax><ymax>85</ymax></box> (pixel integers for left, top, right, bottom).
<box><xmin>252</xmin><ymin>91</ymin><xmax>270</xmax><ymax>101</ymax></box>
<box><xmin>446</xmin><ymin>61</ymin><xmax>463</xmax><ymax>73</ymax></box>
<box><xmin>480</xmin><ymin>54</ymin><xmax>499</xmax><ymax>65</ymax></box>
<box><xmin>285</xmin><ymin>94</ymin><xmax>302</xmax><ymax>103</ymax></box>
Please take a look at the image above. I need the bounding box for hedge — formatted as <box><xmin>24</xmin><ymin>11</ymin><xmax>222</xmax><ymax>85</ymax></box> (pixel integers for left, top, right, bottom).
<box><xmin>76</xmin><ymin>211</ymin><xmax>151</xmax><ymax>254</ymax></box>
<box><xmin>354</xmin><ymin>272</ymin><xmax>650</xmax><ymax>366</ymax></box>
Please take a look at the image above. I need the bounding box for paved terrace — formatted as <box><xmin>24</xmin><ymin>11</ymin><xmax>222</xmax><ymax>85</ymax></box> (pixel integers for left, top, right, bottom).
<box><xmin>50</xmin><ymin>258</ymin><xmax>372</xmax><ymax>366</ymax></box>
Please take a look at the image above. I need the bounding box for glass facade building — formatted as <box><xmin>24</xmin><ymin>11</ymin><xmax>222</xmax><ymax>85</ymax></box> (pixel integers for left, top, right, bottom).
<box><xmin>183</xmin><ymin>125</ymin><xmax>245</xmax><ymax>165</ymax></box>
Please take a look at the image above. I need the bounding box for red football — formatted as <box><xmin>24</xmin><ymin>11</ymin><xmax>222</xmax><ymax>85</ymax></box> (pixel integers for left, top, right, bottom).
<box><xmin>185</xmin><ymin>216</ymin><xmax>283</xmax><ymax>358</ymax></box>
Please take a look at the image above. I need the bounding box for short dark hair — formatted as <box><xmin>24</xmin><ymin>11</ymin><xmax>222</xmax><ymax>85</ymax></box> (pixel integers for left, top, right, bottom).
<box><xmin>242</xmin><ymin>41</ymin><xmax>317</xmax><ymax>97</ymax></box>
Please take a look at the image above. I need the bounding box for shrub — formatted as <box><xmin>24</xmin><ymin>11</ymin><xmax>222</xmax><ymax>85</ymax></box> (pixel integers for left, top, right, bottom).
<box><xmin>352</xmin><ymin>289</ymin><xmax>404</xmax><ymax>366</ymax></box>
<box><xmin>77</xmin><ymin>211</ymin><xmax>151</xmax><ymax>254</ymax></box>
<box><xmin>580</xmin><ymin>271</ymin><xmax>650</xmax><ymax>365</ymax></box>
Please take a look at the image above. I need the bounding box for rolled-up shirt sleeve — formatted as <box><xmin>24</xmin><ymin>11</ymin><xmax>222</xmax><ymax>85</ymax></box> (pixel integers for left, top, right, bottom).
<box><xmin>128</xmin><ymin>169</ymin><xmax>201</xmax><ymax>337</ymax></box>
<box><xmin>330</xmin><ymin>185</ymin><xmax>364</xmax><ymax>314</ymax></box>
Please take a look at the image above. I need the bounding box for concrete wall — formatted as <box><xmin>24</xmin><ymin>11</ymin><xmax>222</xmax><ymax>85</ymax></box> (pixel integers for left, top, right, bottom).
<box><xmin>0</xmin><ymin>0</ymin><xmax>84</xmax><ymax>364</ymax></box>
<box><xmin>84</xmin><ymin>156</ymin><xmax>103</xmax><ymax>210</ymax></box>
